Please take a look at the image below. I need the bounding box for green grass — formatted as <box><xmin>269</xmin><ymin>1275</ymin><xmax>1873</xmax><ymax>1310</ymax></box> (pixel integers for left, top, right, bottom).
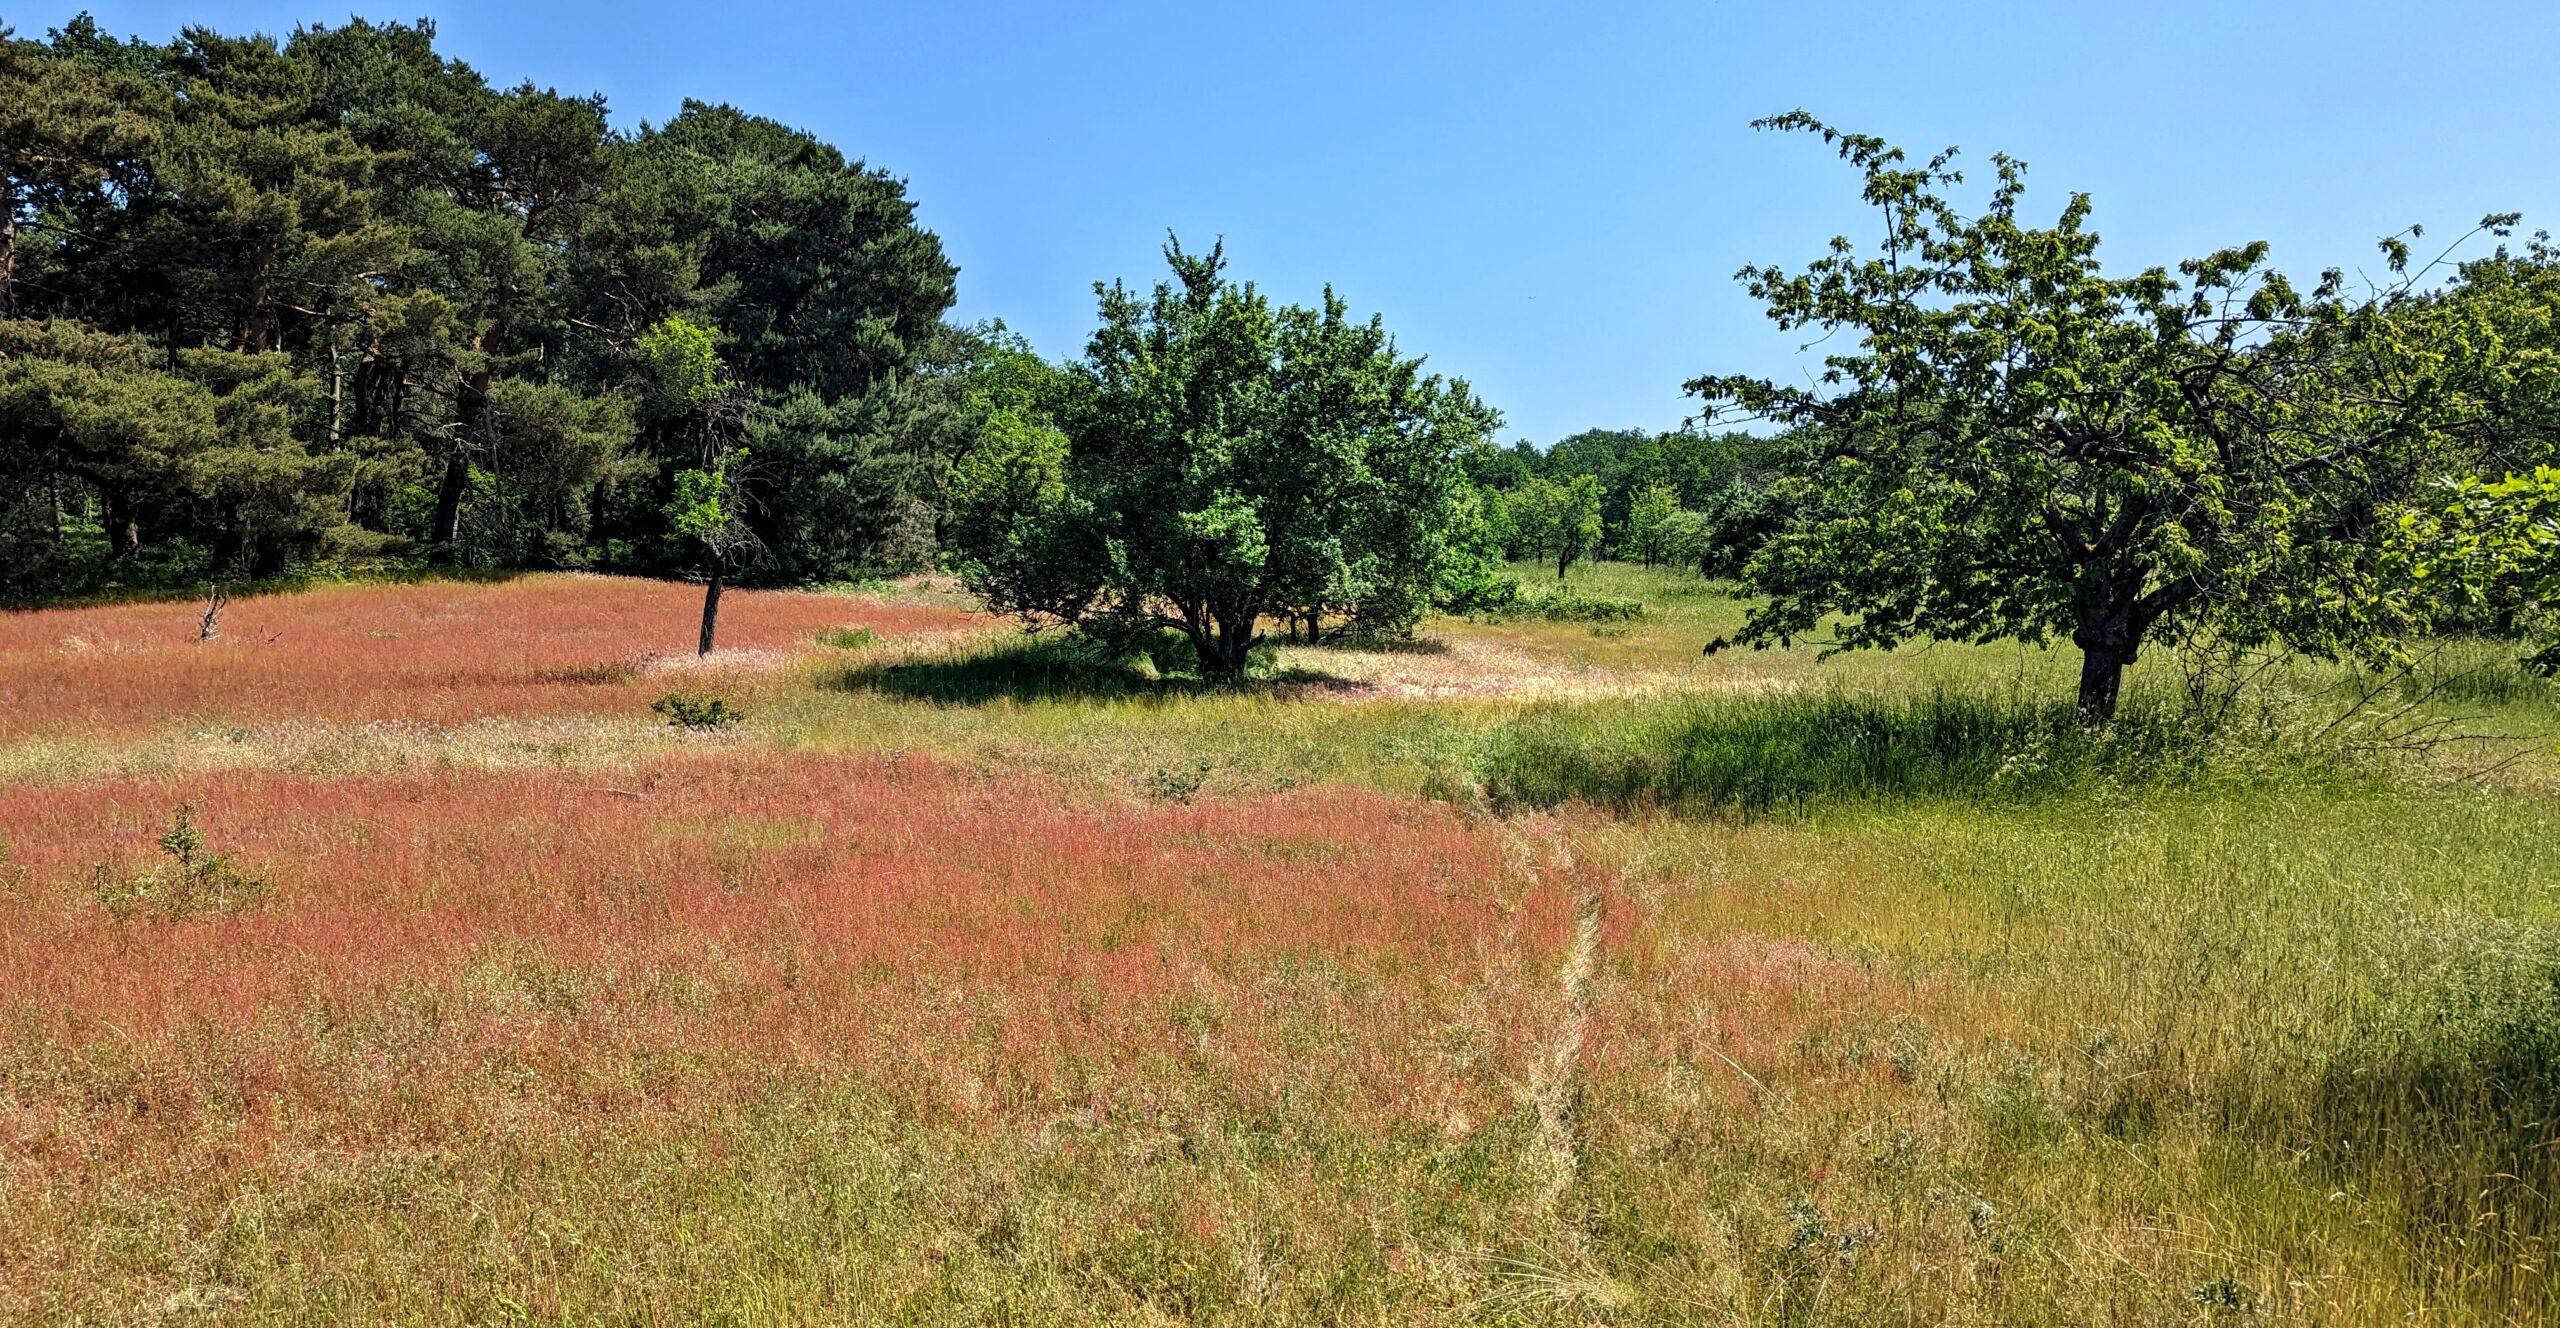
<box><xmin>1474</xmin><ymin>688</ymin><xmax>2261</xmax><ymax>815</ymax></box>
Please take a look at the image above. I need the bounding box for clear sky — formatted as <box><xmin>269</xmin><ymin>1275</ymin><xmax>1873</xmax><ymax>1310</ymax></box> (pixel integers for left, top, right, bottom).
<box><xmin>22</xmin><ymin>1</ymin><xmax>2560</xmax><ymax>444</ymax></box>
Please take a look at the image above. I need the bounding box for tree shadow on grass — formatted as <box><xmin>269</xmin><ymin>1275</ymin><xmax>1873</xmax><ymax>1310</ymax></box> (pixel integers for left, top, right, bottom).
<box><xmin>829</xmin><ymin>634</ymin><xmax>1372</xmax><ymax>706</ymax></box>
<box><xmin>826</xmin><ymin>631</ymin><xmax>1364</xmax><ymax>705</ymax></box>
<box><xmin>1287</xmin><ymin>632</ymin><xmax>1451</xmax><ymax>656</ymax></box>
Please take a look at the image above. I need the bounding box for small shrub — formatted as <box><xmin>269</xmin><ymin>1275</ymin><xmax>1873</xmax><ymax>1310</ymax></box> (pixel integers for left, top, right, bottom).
<box><xmin>652</xmin><ymin>691</ymin><xmax>743</xmax><ymax>729</ymax></box>
<box><xmin>90</xmin><ymin>803</ymin><xmax>269</xmax><ymax>929</ymax></box>
<box><xmin>2189</xmin><ymin>1276</ymin><xmax>2255</xmax><ymax>1312</ymax></box>
<box><xmin>1145</xmin><ymin>757</ymin><xmax>1216</xmax><ymax>804</ymax></box>
<box><xmin>1437</xmin><ymin>572</ymin><xmax>1520</xmax><ymax>614</ymax></box>
<box><xmin>818</xmin><ymin>625</ymin><xmax>878</xmax><ymax>651</ymax></box>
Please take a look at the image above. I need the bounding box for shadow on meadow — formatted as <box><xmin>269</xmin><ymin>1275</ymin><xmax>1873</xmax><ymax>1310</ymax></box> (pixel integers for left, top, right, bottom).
<box><xmin>826</xmin><ymin>631</ymin><xmax>1361</xmax><ymax>705</ymax></box>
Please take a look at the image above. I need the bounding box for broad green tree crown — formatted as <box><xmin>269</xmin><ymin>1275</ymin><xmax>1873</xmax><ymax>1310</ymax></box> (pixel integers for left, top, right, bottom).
<box><xmin>948</xmin><ymin>239</ymin><xmax>1500</xmax><ymax>679</ymax></box>
<box><xmin>1691</xmin><ymin>112</ymin><xmax>2524</xmax><ymax>719</ymax></box>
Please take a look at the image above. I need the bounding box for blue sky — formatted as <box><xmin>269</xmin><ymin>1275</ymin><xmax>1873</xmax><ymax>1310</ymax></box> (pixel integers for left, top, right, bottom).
<box><xmin>25</xmin><ymin>1</ymin><xmax>2560</xmax><ymax>444</ymax></box>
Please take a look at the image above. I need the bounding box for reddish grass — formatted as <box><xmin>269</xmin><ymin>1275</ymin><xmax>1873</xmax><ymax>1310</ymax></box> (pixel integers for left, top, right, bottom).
<box><xmin>0</xmin><ymin>751</ymin><xmax>1582</xmax><ymax>1313</ymax></box>
<box><xmin>0</xmin><ymin>573</ymin><xmax>974</xmax><ymax>740</ymax></box>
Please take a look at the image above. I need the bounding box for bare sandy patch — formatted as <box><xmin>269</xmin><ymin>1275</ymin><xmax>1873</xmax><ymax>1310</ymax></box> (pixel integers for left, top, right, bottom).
<box><xmin>1271</xmin><ymin>634</ymin><xmax>1793</xmax><ymax>702</ymax></box>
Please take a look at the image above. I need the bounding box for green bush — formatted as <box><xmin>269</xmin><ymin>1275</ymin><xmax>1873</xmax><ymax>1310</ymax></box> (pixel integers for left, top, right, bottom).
<box><xmin>1478</xmin><ymin>585</ymin><xmax>1647</xmax><ymax>623</ymax></box>
<box><xmin>817</xmin><ymin>625</ymin><xmax>879</xmax><ymax>650</ymax></box>
<box><xmin>652</xmin><ymin>691</ymin><xmax>744</xmax><ymax>729</ymax></box>
<box><xmin>89</xmin><ymin>804</ymin><xmax>269</xmax><ymax>928</ymax></box>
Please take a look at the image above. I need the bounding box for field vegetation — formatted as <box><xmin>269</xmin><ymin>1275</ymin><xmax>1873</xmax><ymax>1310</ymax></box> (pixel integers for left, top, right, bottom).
<box><xmin>8</xmin><ymin>12</ymin><xmax>2560</xmax><ymax>1324</ymax></box>
<box><xmin>1</xmin><ymin>564</ymin><xmax>2554</xmax><ymax>1324</ymax></box>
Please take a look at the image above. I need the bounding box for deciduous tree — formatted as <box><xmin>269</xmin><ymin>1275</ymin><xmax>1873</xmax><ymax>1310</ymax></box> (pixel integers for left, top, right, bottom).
<box><xmin>1691</xmin><ymin>113</ymin><xmax>2518</xmax><ymax>719</ymax></box>
<box><xmin>949</xmin><ymin>239</ymin><xmax>1498</xmax><ymax>679</ymax></box>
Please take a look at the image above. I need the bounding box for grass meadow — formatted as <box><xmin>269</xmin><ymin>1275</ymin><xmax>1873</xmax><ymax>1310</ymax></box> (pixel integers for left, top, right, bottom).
<box><xmin>1</xmin><ymin>564</ymin><xmax>2556</xmax><ymax>1324</ymax></box>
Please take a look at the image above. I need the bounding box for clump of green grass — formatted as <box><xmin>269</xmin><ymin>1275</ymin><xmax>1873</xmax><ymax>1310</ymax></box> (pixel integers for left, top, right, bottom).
<box><xmin>1144</xmin><ymin>756</ymin><xmax>1217</xmax><ymax>803</ymax></box>
<box><xmin>652</xmin><ymin>691</ymin><xmax>744</xmax><ymax>729</ymax></box>
<box><xmin>90</xmin><ymin>803</ymin><xmax>269</xmax><ymax>929</ymax></box>
<box><xmin>1476</xmin><ymin>689</ymin><xmax>2250</xmax><ymax>816</ymax></box>
<box><xmin>817</xmin><ymin>625</ymin><xmax>878</xmax><ymax>650</ymax></box>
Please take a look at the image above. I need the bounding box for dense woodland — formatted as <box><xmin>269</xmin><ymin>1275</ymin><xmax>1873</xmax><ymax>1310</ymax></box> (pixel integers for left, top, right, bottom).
<box><xmin>6</xmin><ymin>17</ymin><xmax>2559</xmax><ymax>712</ymax></box>
<box><xmin>0</xmin><ymin>15</ymin><xmax>969</xmax><ymax>597</ymax></box>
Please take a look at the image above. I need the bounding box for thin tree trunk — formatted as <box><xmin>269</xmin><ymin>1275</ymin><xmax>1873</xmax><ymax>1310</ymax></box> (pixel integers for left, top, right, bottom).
<box><xmin>0</xmin><ymin>197</ymin><xmax>17</xmax><ymax>315</ymax></box>
<box><xmin>429</xmin><ymin>447</ymin><xmax>470</xmax><ymax>551</ymax></box>
<box><xmin>433</xmin><ymin>312</ymin><xmax>508</xmax><ymax>552</ymax></box>
<box><xmin>325</xmin><ymin>334</ymin><xmax>345</xmax><ymax>447</ymax></box>
<box><xmin>697</xmin><ymin>568</ymin><xmax>724</xmax><ymax>656</ymax></box>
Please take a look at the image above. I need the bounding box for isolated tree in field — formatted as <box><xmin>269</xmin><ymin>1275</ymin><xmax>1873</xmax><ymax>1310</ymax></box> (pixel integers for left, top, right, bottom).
<box><xmin>1622</xmin><ymin>482</ymin><xmax>1681</xmax><ymax>567</ymax></box>
<box><xmin>1511</xmin><ymin>474</ymin><xmax>1603</xmax><ymax>579</ymax></box>
<box><xmin>1692</xmin><ymin>113</ymin><xmax>2519</xmax><ymax>719</ymax></box>
<box><xmin>948</xmin><ymin>239</ymin><xmax>1499</xmax><ymax>679</ymax></box>
<box><xmin>641</xmin><ymin>316</ymin><xmax>760</xmax><ymax>653</ymax></box>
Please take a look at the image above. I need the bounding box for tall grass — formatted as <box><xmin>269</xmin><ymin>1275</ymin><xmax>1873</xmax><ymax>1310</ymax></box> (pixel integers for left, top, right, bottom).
<box><xmin>1476</xmin><ymin>688</ymin><xmax>2278</xmax><ymax>815</ymax></box>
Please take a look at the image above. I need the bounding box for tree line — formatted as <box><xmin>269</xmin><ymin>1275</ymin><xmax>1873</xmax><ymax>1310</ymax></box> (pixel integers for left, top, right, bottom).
<box><xmin>1</xmin><ymin>15</ymin><xmax>976</xmax><ymax>606</ymax></box>
<box><xmin>7</xmin><ymin>16</ymin><xmax>2557</xmax><ymax>714</ymax></box>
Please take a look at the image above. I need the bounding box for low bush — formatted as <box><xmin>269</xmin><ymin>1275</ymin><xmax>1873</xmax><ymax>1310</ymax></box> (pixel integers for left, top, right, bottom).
<box><xmin>652</xmin><ymin>691</ymin><xmax>744</xmax><ymax>729</ymax></box>
<box><xmin>1476</xmin><ymin>585</ymin><xmax>1648</xmax><ymax>623</ymax></box>
<box><xmin>89</xmin><ymin>804</ymin><xmax>269</xmax><ymax>929</ymax></box>
<box><xmin>818</xmin><ymin>625</ymin><xmax>879</xmax><ymax>650</ymax></box>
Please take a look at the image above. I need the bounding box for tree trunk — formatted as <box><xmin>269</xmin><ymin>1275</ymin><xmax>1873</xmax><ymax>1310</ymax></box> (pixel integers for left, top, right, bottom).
<box><xmin>1192</xmin><ymin>604</ymin><xmax>1261</xmax><ymax>682</ymax></box>
<box><xmin>0</xmin><ymin>196</ymin><xmax>17</xmax><ymax>315</ymax></box>
<box><xmin>234</xmin><ymin>238</ymin><xmax>278</xmax><ymax>354</ymax></box>
<box><xmin>429</xmin><ymin>448</ymin><xmax>470</xmax><ymax>552</ymax></box>
<box><xmin>325</xmin><ymin>335</ymin><xmax>345</xmax><ymax>447</ymax></box>
<box><xmin>432</xmin><ymin>316</ymin><xmax>506</xmax><ymax>553</ymax></box>
<box><xmin>2075</xmin><ymin>643</ymin><xmax>2129</xmax><ymax>722</ymax></box>
<box><xmin>697</xmin><ymin>568</ymin><xmax>724</xmax><ymax>656</ymax></box>
<box><xmin>1557</xmin><ymin>548</ymin><xmax>1571</xmax><ymax>580</ymax></box>
<box><xmin>102</xmin><ymin>487</ymin><xmax>138</xmax><ymax>558</ymax></box>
